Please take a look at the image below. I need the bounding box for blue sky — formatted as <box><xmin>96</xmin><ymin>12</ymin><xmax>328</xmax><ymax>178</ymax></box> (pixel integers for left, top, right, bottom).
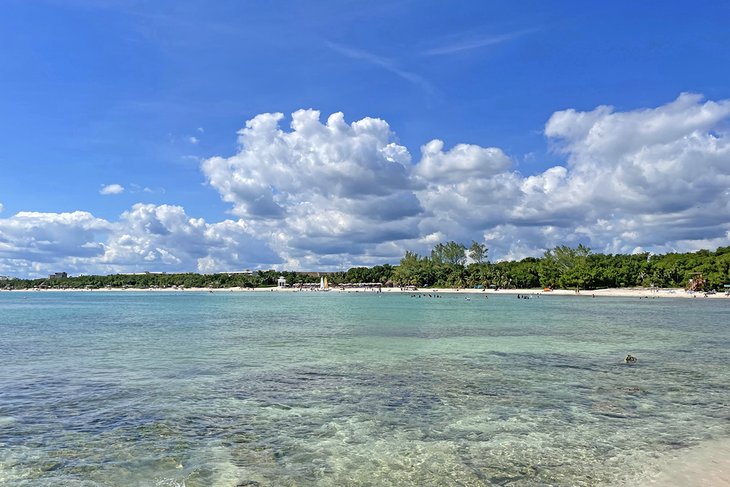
<box><xmin>2</xmin><ymin>0</ymin><xmax>730</xmax><ymax>277</ymax></box>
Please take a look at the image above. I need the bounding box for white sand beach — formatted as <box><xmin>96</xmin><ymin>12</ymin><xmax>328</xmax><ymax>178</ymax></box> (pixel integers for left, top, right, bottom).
<box><xmin>10</xmin><ymin>285</ymin><xmax>729</xmax><ymax>298</ymax></box>
<box><xmin>236</xmin><ymin>285</ymin><xmax>728</xmax><ymax>299</ymax></box>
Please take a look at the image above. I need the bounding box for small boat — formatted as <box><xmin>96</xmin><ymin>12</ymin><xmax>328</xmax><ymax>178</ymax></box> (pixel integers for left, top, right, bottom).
<box><xmin>319</xmin><ymin>277</ymin><xmax>330</xmax><ymax>291</ymax></box>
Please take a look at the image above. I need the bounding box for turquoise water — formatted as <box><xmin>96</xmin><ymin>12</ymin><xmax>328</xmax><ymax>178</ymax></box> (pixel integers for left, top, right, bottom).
<box><xmin>0</xmin><ymin>291</ymin><xmax>728</xmax><ymax>486</ymax></box>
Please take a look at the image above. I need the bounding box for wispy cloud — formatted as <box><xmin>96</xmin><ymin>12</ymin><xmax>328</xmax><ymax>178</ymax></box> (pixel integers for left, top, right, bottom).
<box><xmin>423</xmin><ymin>28</ymin><xmax>537</xmax><ymax>56</ymax></box>
<box><xmin>327</xmin><ymin>42</ymin><xmax>435</xmax><ymax>93</ymax></box>
<box><xmin>129</xmin><ymin>183</ymin><xmax>159</xmax><ymax>194</ymax></box>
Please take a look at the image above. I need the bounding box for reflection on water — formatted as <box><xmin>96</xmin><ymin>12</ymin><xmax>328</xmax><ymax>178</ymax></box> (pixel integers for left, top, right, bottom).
<box><xmin>0</xmin><ymin>292</ymin><xmax>728</xmax><ymax>486</ymax></box>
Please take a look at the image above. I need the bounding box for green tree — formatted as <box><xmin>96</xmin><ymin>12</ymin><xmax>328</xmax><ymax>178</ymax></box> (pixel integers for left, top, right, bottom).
<box><xmin>431</xmin><ymin>241</ymin><xmax>467</xmax><ymax>266</ymax></box>
<box><xmin>540</xmin><ymin>244</ymin><xmax>592</xmax><ymax>289</ymax></box>
<box><xmin>468</xmin><ymin>240</ymin><xmax>488</xmax><ymax>263</ymax></box>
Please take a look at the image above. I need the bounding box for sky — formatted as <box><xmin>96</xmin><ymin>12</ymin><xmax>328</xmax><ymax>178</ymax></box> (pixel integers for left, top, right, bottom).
<box><xmin>1</xmin><ymin>0</ymin><xmax>730</xmax><ymax>277</ymax></box>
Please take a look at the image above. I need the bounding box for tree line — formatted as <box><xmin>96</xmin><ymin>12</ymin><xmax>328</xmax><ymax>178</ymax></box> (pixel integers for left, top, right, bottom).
<box><xmin>1</xmin><ymin>270</ymin><xmax>319</xmax><ymax>291</ymax></box>
<box><xmin>391</xmin><ymin>242</ymin><xmax>730</xmax><ymax>290</ymax></box>
<box><xmin>2</xmin><ymin>244</ymin><xmax>729</xmax><ymax>291</ymax></box>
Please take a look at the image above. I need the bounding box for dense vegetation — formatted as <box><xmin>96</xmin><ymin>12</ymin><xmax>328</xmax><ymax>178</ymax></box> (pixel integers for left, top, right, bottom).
<box><xmin>390</xmin><ymin>243</ymin><xmax>730</xmax><ymax>291</ymax></box>
<box><xmin>1</xmin><ymin>270</ymin><xmax>320</xmax><ymax>291</ymax></box>
<box><xmin>2</xmin><ymin>245</ymin><xmax>729</xmax><ymax>291</ymax></box>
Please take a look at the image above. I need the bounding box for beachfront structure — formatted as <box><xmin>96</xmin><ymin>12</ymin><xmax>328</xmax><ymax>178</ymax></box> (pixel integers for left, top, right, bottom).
<box><xmin>48</xmin><ymin>272</ymin><xmax>68</xmax><ymax>279</ymax></box>
<box><xmin>277</xmin><ymin>276</ymin><xmax>287</xmax><ymax>288</ymax></box>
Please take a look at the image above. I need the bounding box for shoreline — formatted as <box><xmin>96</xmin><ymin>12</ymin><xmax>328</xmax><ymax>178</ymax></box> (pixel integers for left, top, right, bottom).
<box><xmin>3</xmin><ymin>286</ymin><xmax>728</xmax><ymax>299</ymax></box>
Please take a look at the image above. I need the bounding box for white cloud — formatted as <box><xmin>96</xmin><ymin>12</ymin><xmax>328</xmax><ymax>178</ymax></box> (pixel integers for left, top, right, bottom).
<box><xmin>0</xmin><ymin>205</ymin><xmax>280</xmax><ymax>278</ymax></box>
<box><xmin>203</xmin><ymin>96</ymin><xmax>730</xmax><ymax>265</ymax></box>
<box><xmin>100</xmin><ymin>203</ymin><xmax>279</xmax><ymax>273</ymax></box>
<box><xmin>3</xmin><ymin>94</ymin><xmax>730</xmax><ymax>277</ymax></box>
<box><xmin>413</xmin><ymin>139</ymin><xmax>512</xmax><ymax>183</ymax></box>
<box><xmin>528</xmin><ymin>93</ymin><xmax>730</xmax><ymax>252</ymax></box>
<box><xmin>128</xmin><ymin>183</ymin><xmax>157</xmax><ymax>194</ymax></box>
<box><xmin>0</xmin><ymin>211</ymin><xmax>112</xmax><ymax>275</ymax></box>
<box><xmin>189</xmin><ymin>136</ymin><xmax>199</xmax><ymax>144</ymax></box>
<box><xmin>201</xmin><ymin>109</ymin><xmax>422</xmax><ymax>267</ymax></box>
<box><xmin>100</xmin><ymin>183</ymin><xmax>125</xmax><ymax>195</ymax></box>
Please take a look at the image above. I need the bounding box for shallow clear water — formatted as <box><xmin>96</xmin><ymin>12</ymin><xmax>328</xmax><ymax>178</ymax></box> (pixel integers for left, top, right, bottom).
<box><xmin>1</xmin><ymin>291</ymin><xmax>728</xmax><ymax>486</ymax></box>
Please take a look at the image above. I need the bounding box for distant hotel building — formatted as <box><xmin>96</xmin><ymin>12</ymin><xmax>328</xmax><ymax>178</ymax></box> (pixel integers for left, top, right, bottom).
<box><xmin>49</xmin><ymin>272</ymin><xmax>68</xmax><ymax>279</ymax></box>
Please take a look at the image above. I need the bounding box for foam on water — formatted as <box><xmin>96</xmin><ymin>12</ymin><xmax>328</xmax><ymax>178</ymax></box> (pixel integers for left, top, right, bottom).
<box><xmin>0</xmin><ymin>291</ymin><xmax>728</xmax><ymax>486</ymax></box>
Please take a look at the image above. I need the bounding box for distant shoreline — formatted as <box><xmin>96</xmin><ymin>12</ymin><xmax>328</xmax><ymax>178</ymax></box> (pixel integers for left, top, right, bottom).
<box><xmin>3</xmin><ymin>286</ymin><xmax>728</xmax><ymax>299</ymax></box>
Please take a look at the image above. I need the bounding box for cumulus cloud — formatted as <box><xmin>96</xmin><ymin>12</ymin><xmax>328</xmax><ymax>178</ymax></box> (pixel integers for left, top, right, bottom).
<box><xmin>201</xmin><ymin>109</ymin><xmax>423</xmax><ymax>267</ymax></box>
<box><xmin>189</xmin><ymin>136</ymin><xmax>199</xmax><ymax>144</ymax></box>
<box><xmin>3</xmin><ymin>93</ymin><xmax>730</xmax><ymax>277</ymax></box>
<box><xmin>100</xmin><ymin>183</ymin><xmax>125</xmax><ymax>195</ymax></box>
<box><xmin>0</xmin><ymin>205</ymin><xmax>280</xmax><ymax>278</ymax></box>
<box><xmin>200</xmin><ymin>109</ymin><xmax>532</xmax><ymax>267</ymax></box>
<box><xmin>0</xmin><ymin>211</ymin><xmax>112</xmax><ymax>276</ymax></box>
<box><xmin>527</xmin><ymin>93</ymin><xmax>730</xmax><ymax>253</ymax></box>
<box><xmin>203</xmin><ymin>95</ymin><xmax>730</xmax><ymax>265</ymax></box>
<box><xmin>100</xmin><ymin>203</ymin><xmax>280</xmax><ymax>272</ymax></box>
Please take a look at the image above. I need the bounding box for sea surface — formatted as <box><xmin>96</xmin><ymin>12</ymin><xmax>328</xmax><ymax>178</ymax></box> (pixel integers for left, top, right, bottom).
<box><xmin>1</xmin><ymin>291</ymin><xmax>728</xmax><ymax>486</ymax></box>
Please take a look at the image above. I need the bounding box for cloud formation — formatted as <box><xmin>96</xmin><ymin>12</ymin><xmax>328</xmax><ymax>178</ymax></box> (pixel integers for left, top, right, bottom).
<box><xmin>2</xmin><ymin>93</ymin><xmax>730</xmax><ymax>277</ymax></box>
<box><xmin>101</xmin><ymin>204</ymin><xmax>280</xmax><ymax>273</ymax></box>
<box><xmin>0</xmin><ymin>211</ymin><xmax>111</xmax><ymax>276</ymax></box>
<box><xmin>529</xmin><ymin>93</ymin><xmax>730</xmax><ymax>253</ymax></box>
<box><xmin>202</xmin><ymin>94</ymin><xmax>730</xmax><ymax>265</ymax></box>
<box><xmin>100</xmin><ymin>183</ymin><xmax>125</xmax><ymax>195</ymax></box>
<box><xmin>201</xmin><ymin>109</ymin><xmax>423</xmax><ymax>268</ymax></box>
<box><xmin>0</xmin><ymin>205</ymin><xmax>279</xmax><ymax>277</ymax></box>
